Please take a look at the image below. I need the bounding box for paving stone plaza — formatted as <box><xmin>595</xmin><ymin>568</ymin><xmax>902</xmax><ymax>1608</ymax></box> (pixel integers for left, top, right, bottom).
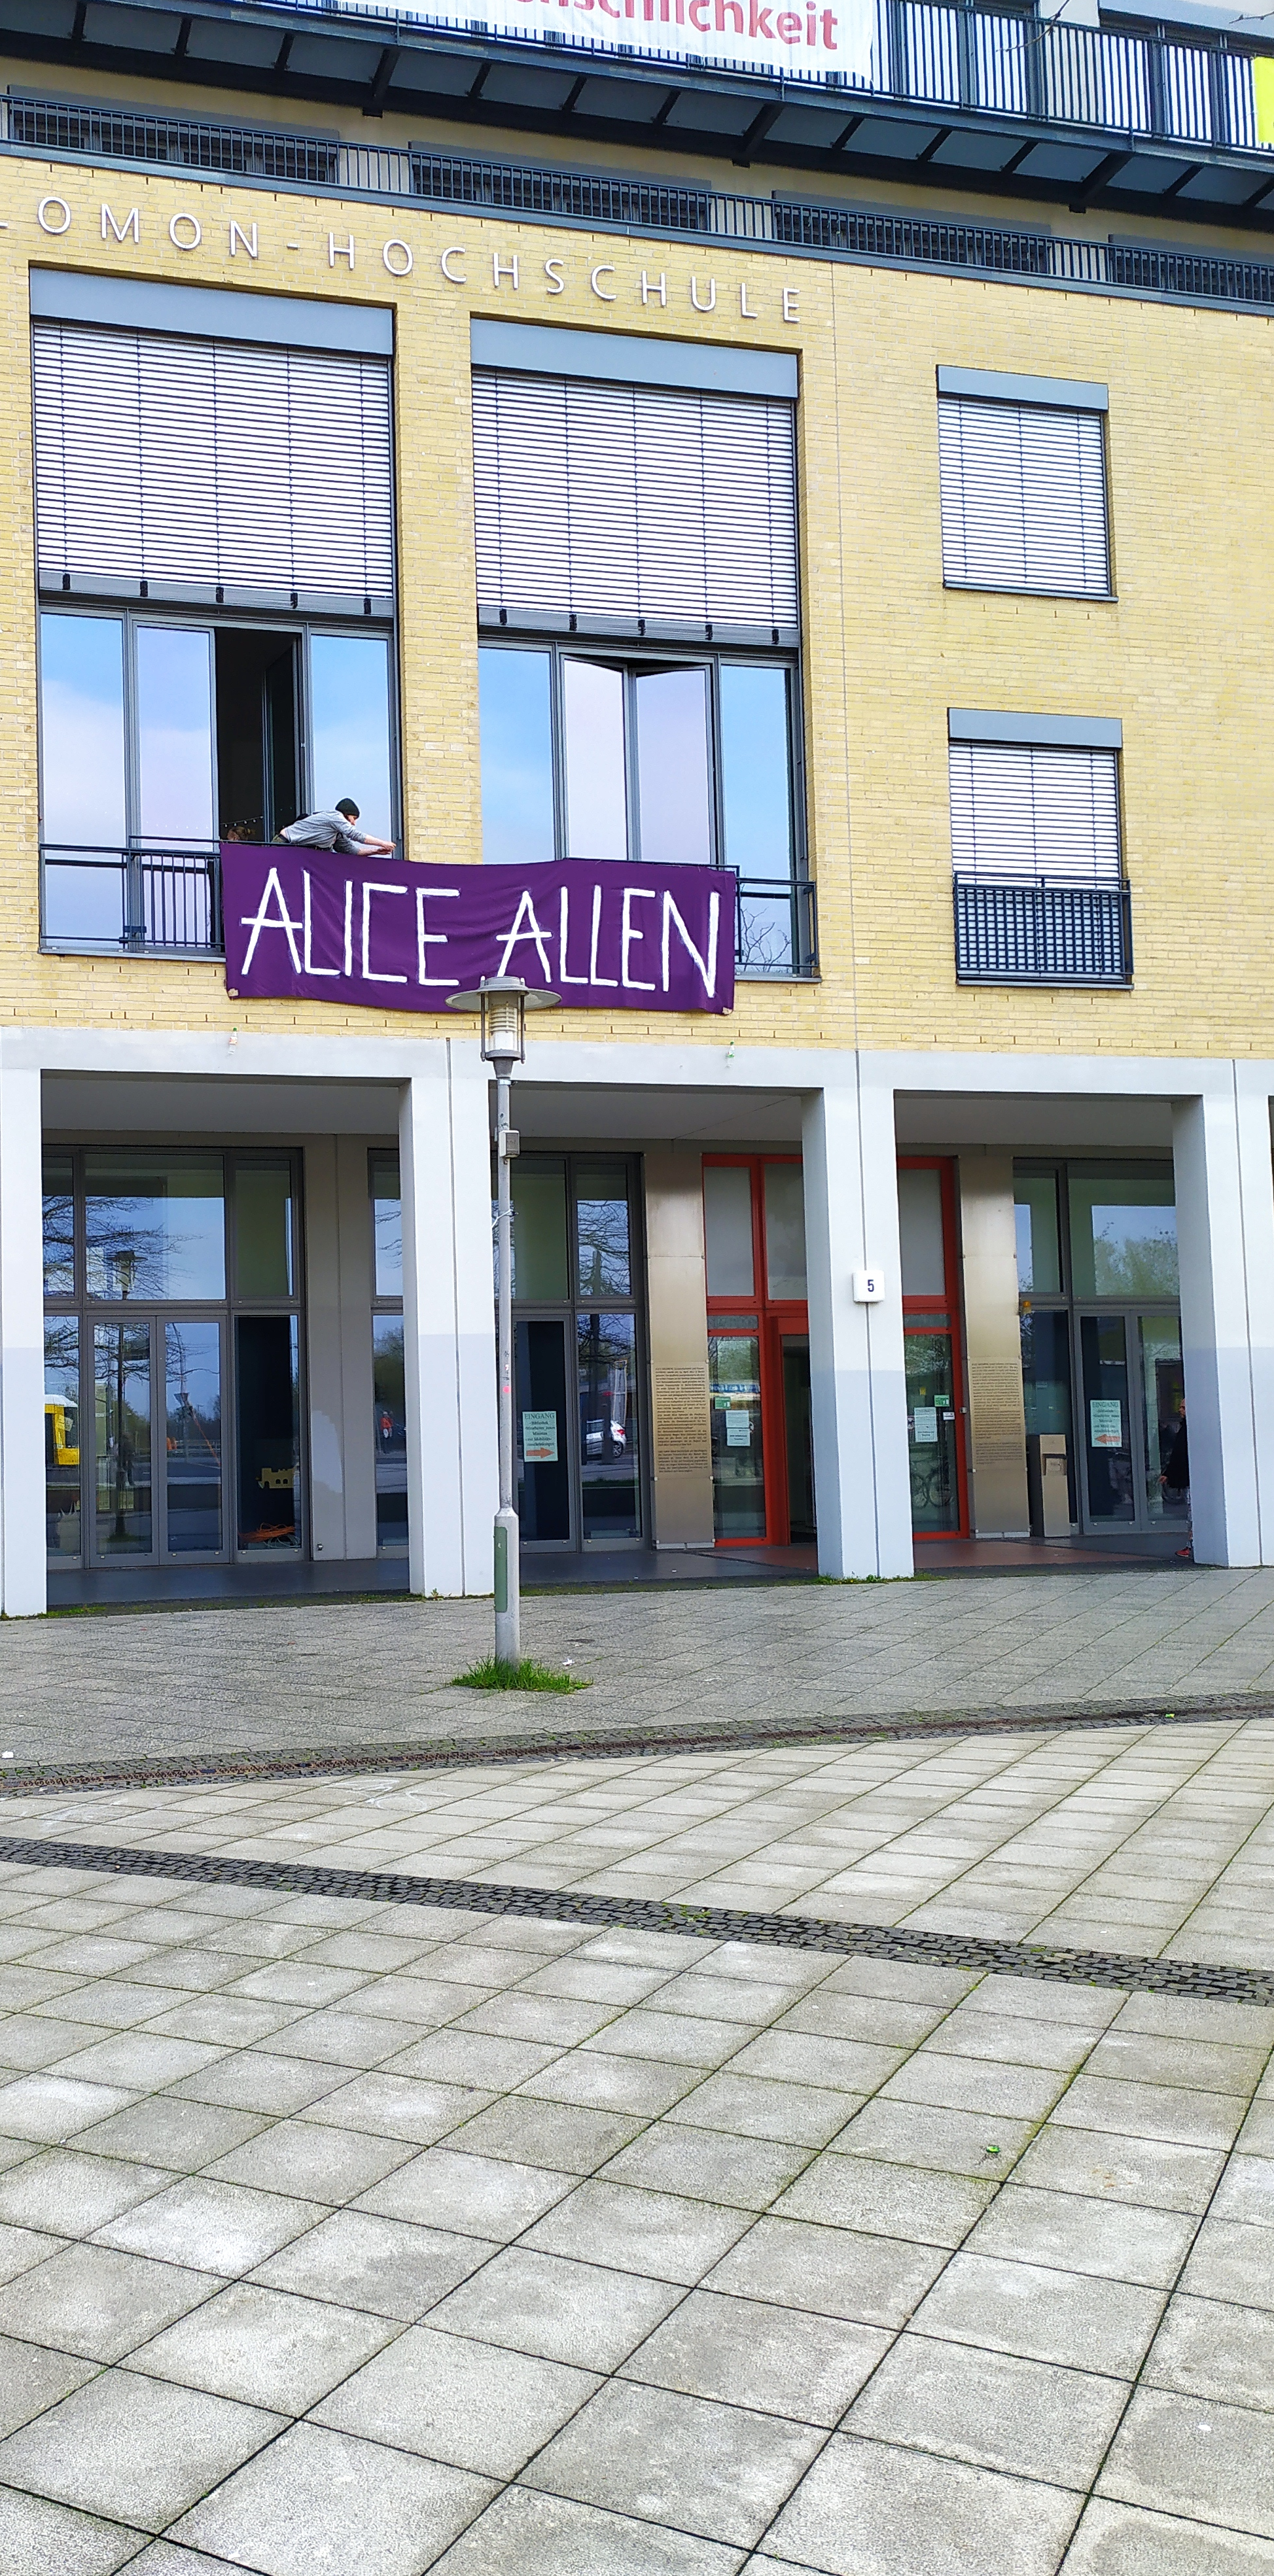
<box><xmin>1</xmin><ymin>1578</ymin><xmax>1273</xmax><ymax>2569</ymax></box>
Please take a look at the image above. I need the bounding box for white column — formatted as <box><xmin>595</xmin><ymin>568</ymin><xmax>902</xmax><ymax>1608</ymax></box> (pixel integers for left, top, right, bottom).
<box><xmin>1173</xmin><ymin>1078</ymin><xmax>1274</xmax><ymax>1567</ymax></box>
<box><xmin>0</xmin><ymin>1068</ymin><xmax>47</xmax><ymax>1616</ymax></box>
<box><xmin>400</xmin><ymin>1043</ymin><xmax>497</xmax><ymax>1596</ymax></box>
<box><xmin>803</xmin><ymin>1063</ymin><xmax>912</xmax><ymax>1580</ymax></box>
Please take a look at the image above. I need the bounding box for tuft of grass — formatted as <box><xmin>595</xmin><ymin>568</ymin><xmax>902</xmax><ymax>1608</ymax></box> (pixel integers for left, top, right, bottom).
<box><xmin>453</xmin><ymin>1656</ymin><xmax>591</xmax><ymax>1694</ymax></box>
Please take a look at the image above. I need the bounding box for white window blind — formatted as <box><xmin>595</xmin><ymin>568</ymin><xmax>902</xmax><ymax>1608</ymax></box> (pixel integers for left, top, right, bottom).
<box><xmin>938</xmin><ymin>396</ymin><xmax>1110</xmax><ymax>596</ymax></box>
<box><xmin>949</xmin><ymin>742</ymin><xmax>1122</xmax><ymax>886</ymax></box>
<box><xmin>32</xmin><ymin>321</ymin><xmax>394</xmax><ymax>605</ymax></box>
<box><xmin>472</xmin><ymin>368</ymin><xmax>798</xmax><ymax>636</ymax></box>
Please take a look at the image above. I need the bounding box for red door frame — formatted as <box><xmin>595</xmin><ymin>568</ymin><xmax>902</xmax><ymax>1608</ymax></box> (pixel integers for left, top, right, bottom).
<box><xmin>898</xmin><ymin>1155</ymin><xmax>971</xmax><ymax>1541</ymax></box>
<box><xmin>703</xmin><ymin>1154</ymin><xmax>808</xmax><ymax>1547</ymax></box>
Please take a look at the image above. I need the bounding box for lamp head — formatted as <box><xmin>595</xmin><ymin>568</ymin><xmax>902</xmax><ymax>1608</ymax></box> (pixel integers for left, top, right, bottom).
<box><xmin>446</xmin><ymin>976</ymin><xmax>561</xmax><ymax>1066</ymax></box>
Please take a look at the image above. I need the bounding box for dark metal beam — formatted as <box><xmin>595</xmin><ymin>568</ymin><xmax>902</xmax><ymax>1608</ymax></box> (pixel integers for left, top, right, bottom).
<box><xmin>365</xmin><ymin>43</ymin><xmax>400</xmax><ymax>115</ymax></box>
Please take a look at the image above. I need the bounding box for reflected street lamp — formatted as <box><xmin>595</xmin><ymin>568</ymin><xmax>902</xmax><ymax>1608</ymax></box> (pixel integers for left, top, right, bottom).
<box><xmin>446</xmin><ymin>977</ymin><xmax>559</xmax><ymax>1665</ymax></box>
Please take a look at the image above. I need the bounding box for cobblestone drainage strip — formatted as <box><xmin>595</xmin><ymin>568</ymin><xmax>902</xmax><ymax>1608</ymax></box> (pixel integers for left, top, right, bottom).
<box><xmin>1</xmin><ymin>1833</ymin><xmax>1269</xmax><ymax>2007</ymax></box>
<box><xmin>0</xmin><ymin>1696</ymin><xmax>1267</xmax><ymax>1801</ymax></box>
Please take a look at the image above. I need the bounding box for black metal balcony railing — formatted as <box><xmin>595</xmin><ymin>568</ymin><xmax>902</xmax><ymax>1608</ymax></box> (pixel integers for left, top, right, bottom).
<box><xmin>953</xmin><ymin>875</ymin><xmax>1133</xmax><ymax>984</ymax></box>
<box><xmin>40</xmin><ymin>846</ymin><xmax>817</xmax><ymax>979</ymax></box>
<box><xmin>40</xmin><ymin>847</ymin><xmax>224</xmax><ymax>960</ymax></box>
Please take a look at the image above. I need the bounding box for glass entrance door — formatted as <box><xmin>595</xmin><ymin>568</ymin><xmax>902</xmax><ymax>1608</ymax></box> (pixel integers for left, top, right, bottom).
<box><xmin>516</xmin><ymin>1318</ymin><xmax>571</xmax><ymax>1544</ymax></box>
<box><xmin>1078</xmin><ymin>1310</ymin><xmax>1185</xmax><ymax>1533</ymax></box>
<box><xmin>905</xmin><ymin>1325</ymin><xmax>963</xmax><ymax>1533</ymax></box>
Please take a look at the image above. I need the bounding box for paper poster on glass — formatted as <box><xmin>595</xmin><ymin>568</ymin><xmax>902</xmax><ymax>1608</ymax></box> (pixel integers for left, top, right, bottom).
<box><xmin>1089</xmin><ymin>1399</ymin><xmax>1123</xmax><ymax>1450</ymax></box>
<box><xmin>911</xmin><ymin>1407</ymin><xmax>939</xmax><ymax>1445</ymax></box>
<box><xmin>522</xmin><ymin>1408</ymin><xmax>559</xmax><ymax>1465</ymax></box>
<box><xmin>724</xmin><ymin>1409</ymin><xmax>752</xmax><ymax>1449</ymax></box>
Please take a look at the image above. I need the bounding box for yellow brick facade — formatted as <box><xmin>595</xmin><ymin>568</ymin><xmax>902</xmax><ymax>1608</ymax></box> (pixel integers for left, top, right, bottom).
<box><xmin>5</xmin><ymin>153</ymin><xmax>1273</xmax><ymax>1056</ymax></box>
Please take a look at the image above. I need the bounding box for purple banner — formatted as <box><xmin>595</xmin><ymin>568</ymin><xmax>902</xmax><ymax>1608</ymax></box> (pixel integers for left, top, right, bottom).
<box><xmin>222</xmin><ymin>849</ymin><xmax>735</xmax><ymax>1015</ymax></box>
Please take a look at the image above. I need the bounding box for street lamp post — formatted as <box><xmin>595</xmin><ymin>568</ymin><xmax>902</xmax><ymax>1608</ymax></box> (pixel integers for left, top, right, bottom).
<box><xmin>446</xmin><ymin>976</ymin><xmax>559</xmax><ymax>1667</ymax></box>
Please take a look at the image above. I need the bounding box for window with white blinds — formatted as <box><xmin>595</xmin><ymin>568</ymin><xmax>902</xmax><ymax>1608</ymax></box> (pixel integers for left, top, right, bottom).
<box><xmin>32</xmin><ymin>321</ymin><xmax>395</xmax><ymax>607</ymax></box>
<box><xmin>949</xmin><ymin>742</ymin><xmax>1122</xmax><ymax>886</ymax></box>
<box><xmin>938</xmin><ymin>397</ymin><xmax>1110</xmax><ymax>597</ymax></box>
<box><xmin>472</xmin><ymin>368</ymin><xmax>799</xmax><ymax>638</ymax></box>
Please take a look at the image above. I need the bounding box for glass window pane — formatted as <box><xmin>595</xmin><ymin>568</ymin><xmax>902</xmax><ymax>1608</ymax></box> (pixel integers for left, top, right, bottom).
<box><xmin>41</xmin><ymin>855</ymin><xmax>127</xmax><ymax>949</ymax></box>
<box><xmin>480</xmin><ymin>649</ymin><xmax>554</xmax><ymax>865</ymax></box>
<box><xmin>736</xmin><ymin>885</ymin><xmax>796</xmax><ymax>976</ymax></box>
<box><xmin>578</xmin><ymin>1310</ymin><xmax>640</xmax><ymax>1542</ymax></box>
<box><xmin>764</xmin><ymin>1163</ymin><xmax>806</xmax><ymax>1300</ymax></box>
<box><xmin>906</xmin><ymin>1329</ymin><xmax>961</xmax><ymax>1532</ymax></box>
<box><xmin>1021</xmin><ymin>1309</ymin><xmax>1074</xmax><ymax>1439</ymax></box>
<box><xmin>563</xmin><ymin>660</ymin><xmax>627</xmax><ymax>862</ymax></box>
<box><xmin>635</xmin><ymin>667</ymin><xmax>711</xmax><ymax>868</ymax></box>
<box><xmin>234</xmin><ymin>1163</ymin><xmax>293</xmax><ymax>1301</ymax></box>
<box><xmin>94</xmin><ymin>1319</ymin><xmax>152</xmax><ymax>1556</ymax></box>
<box><xmin>720</xmin><ymin>665</ymin><xmax>792</xmax><ymax>879</ymax></box>
<box><xmin>370</xmin><ymin>1152</ymin><xmax>402</xmax><ymax>1300</ymax></box>
<box><xmin>166</xmin><ymin>1319</ymin><xmax>222</xmax><ymax>1555</ymax></box>
<box><xmin>1142</xmin><ymin>1315</ymin><xmax>1188</xmax><ymax>1529</ymax></box>
<box><xmin>135</xmin><ymin>626</ymin><xmax>215</xmax><ymax>844</ymax></box>
<box><xmin>40</xmin><ymin>612</ymin><xmax>126</xmax><ymax>849</ymax></box>
<box><xmin>1080</xmin><ymin>1312</ymin><xmax>1135</xmax><ymax>1521</ymax></box>
<box><xmin>43</xmin><ymin>1154</ymin><xmax>75</xmax><ymax>1298</ymax></box>
<box><xmin>576</xmin><ymin>1165</ymin><xmax>630</xmax><ymax>1300</ymax></box>
<box><xmin>898</xmin><ymin>1168</ymin><xmax>947</xmax><ymax>1300</ymax></box>
<box><xmin>236</xmin><ymin>1313</ymin><xmax>300</xmax><ymax>1549</ymax></box>
<box><xmin>709</xmin><ymin>1324</ymin><xmax>765</xmax><ymax>1539</ymax></box>
<box><xmin>85</xmin><ymin>1153</ymin><xmax>225</xmax><ymax>1302</ymax></box>
<box><xmin>703</xmin><ymin>1165</ymin><xmax>754</xmax><ymax>1298</ymax></box>
<box><xmin>45</xmin><ymin>1315</ymin><xmax>81</xmax><ymax>1562</ymax></box>
<box><xmin>373</xmin><ymin>1314</ymin><xmax>408</xmax><ymax>1553</ymax></box>
<box><xmin>511</xmin><ymin>1160</ymin><xmax>568</xmax><ymax>1302</ymax></box>
<box><xmin>1069</xmin><ymin>1167</ymin><xmax>1178</xmax><ymax>1300</ymax></box>
<box><xmin>1014</xmin><ymin>1172</ymin><xmax>1062</xmax><ymax>1297</ymax></box>
<box><xmin>516</xmin><ymin>1317</ymin><xmax>571</xmax><ymax>1543</ymax></box>
<box><xmin>310</xmin><ymin>633</ymin><xmax>393</xmax><ymax>843</ymax></box>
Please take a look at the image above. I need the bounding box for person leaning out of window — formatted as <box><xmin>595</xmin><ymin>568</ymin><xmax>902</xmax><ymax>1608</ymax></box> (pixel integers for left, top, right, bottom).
<box><xmin>275</xmin><ymin>797</ymin><xmax>395</xmax><ymax>858</ymax></box>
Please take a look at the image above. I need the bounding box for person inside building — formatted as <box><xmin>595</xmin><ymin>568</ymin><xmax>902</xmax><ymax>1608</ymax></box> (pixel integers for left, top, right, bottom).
<box><xmin>275</xmin><ymin>797</ymin><xmax>395</xmax><ymax>857</ymax></box>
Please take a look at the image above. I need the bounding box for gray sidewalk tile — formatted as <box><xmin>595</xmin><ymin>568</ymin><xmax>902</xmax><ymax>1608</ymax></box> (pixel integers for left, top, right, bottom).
<box><xmin>521</xmin><ymin>2051</ymin><xmax>698</xmax><ymax>2117</ymax></box>
<box><xmin>598</xmin><ymin>2124</ymin><xmax>810</xmax><ymax>2210</ymax></box>
<box><xmin>773</xmin><ymin>2154</ymin><xmax>995</xmax><ymax>2246</ymax></box>
<box><xmin>523</xmin><ymin>2378</ymin><xmax>823</xmax><ymax>2548</ymax></box>
<box><xmin>705</xmin><ymin>2214</ymin><xmax>946</xmax><ymax>2326</ymax></box>
<box><xmin>1082</xmin><ymin>2033</ymin><xmax>1271</xmax><ymax>2096</ymax></box>
<box><xmin>620</xmin><ymin>2286</ymin><xmax>887</xmax><ymax>2423</ymax></box>
<box><xmin>315</xmin><ymin>2320</ymin><xmax>598</xmax><ymax>2475</ymax></box>
<box><xmin>764</xmin><ymin>2431</ymin><xmax>1083</xmax><ymax>2575</ymax></box>
<box><xmin>830</xmin><ymin>2099</ymin><xmax>1036</xmax><ymax>2177</ymax></box>
<box><xmin>441</xmin><ymin>2094</ymin><xmax>647</xmax><ymax>2173</ymax></box>
<box><xmin>71</xmin><ymin>2098</ymin><xmax>268</xmax><ymax>2171</ymax></box>
<box><xmin>0</xmin><ymin>2367</ymin><xmax>281</xmax><ymax>2527</ymax></box>
<box><xmin>300</xmin><ymin>2071</ymin><xmax>493</xmax><ymax>2146</ymax></box>
<box><xmin>1052</xmin><ymin>2078</ymin><xmax>1247</xmax><ymax>2151</ymax></box>
<box><xmin>1098</xmin><ymin>2386</ymin><xmax>1274</xmax><ymax>2536</ymax></box>
<box><xmin>910</xmin><ymin>2251</ymin><xmax>1165</xmax><ymax>2375</ymax></box>
<box><xmin>1211</xmin><ymin>2153</ymin><xmax>1274</xmax><ymax>2227</ymax></box>
<box><xmin>387</xmin><ymin>2030</ymin><xmax>565</xmax><ymax>2089</ymax></box>
<box><xmin>252</xmin><ymin>2209</ymin><xmax>497</xmax><ymax>2318</ymax></box>
<box><xmin>128</xmin><ymin>2280</ymin><xmax>400</xmax><ymax>2411</ymax></box>
<box><xmin>0</xmin><ymin>2146</ymin><xmax>171</xmax><ymax>2234</ymax></box>
<box><xmin>0</xmin><ymin>2242</ymin><xmax>220</xmax><ymax>2361</ymax></box>
<box><xmin>0</xmin><ymin>2486</ymin><xmax>145</xmax><ymax>2576</ymax></box>
<box><xmin>524</xmin><ymin>2177</ymin><xmax>752</xmax><ymax>2282</ymax></box>
<box><xmin>845</xmin><ymin>2331</ymin><xmax>1129</xmax><ymax>2484</ymax></box>
<box><xmin>170</xmin><ymin>2420</ymin><xmax>493</xmax><ymax>2575</ymax></box>
<box><xmin>0</xmin><ymin>2335</ymin><xmax>97</xmax><ymax>2435</ymax></box>
<box><xmin>663</xmin><ymin>2072</ymin><xmax>857</xmax><ymax>2148</ymax></box>
<box><xmin>1179</xmin><ymin>2216</ymin><xmax>1274</xmax><ymax>2310</ymax></box>
<box><xmin>96</xmin><ymin>2178</ymin><xmax>325</xmax><ymax>2274</ymax></box>
<box><xmin>357</xmin><ymin>2145</ymin><xmax>574</xmax><ymax>2240</ymax></box>
<box><xmin>1060</xmin><ymin>2497</ymin><xmax>1274</xmax><ymax>2571</ymax></box>
<box><xmin>0</xmin><ymin>2076</ymin><xmax>139</xmax><ymax>2143</ymax></box>
<box><xmin>1010</xmin><ymin>2125</ymin><xmax>1226</xmax><ymax>2212</ymax></box>
<box><xmin>964</xmin><ymin>2183</ymin><xmax>1196</xmax><ymax>2285</ymax></box>
<box><xmin>429</xmin><ymin>2244</ymin><xmax>684</xmax><ymax>2369</ymax></box>
<box><xmin>1144</xmin><ymin>2291</ymin><xmax>1274</xmax><ymax>2409</ymax></box>
<box><xmin>878</xmin><ymin>2053</ymin><xmax>1069</xmax><ymax>2121</ymax></box>
<box><xmin>585</xmin><ymin>2011</ymin><xmax>753</xmax><ymax>2071</ymax></box>
<box><xmin>429</xmin><ymin>2484</ymin><xmax>746</xmax><ymax>2573</ymax></box>
<box><xmin>169</xmin><ymin>2053</ymin><xmax>348</xmax><ymax>2117</ymax></box>
<box><xmin>730</xmin><ymin>2033</ymin><xmax>907</xmax><ymax>2094</ymax></box>
<box><xmin>48</xmin><ymin>2036</ymin><xmax>224</xmax><ymax>2091</ymax></box>
<box><xmin>201</xmin><ymin>2117</ymin><xmax>416</xmax><ymax>2204</ymax></box>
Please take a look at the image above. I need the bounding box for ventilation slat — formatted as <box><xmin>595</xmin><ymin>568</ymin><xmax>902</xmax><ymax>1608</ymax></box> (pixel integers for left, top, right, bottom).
<box><xmin>472</xmin><ymin>367</ymin><xmax>798</xmax><ymax>635</ymax></box>
<box><xmin>939</xmin><ymin>396</ymin><xmax>1110</xmax><ymax>596</ymax></box>
<box><xmin>33</xmin><ymin>321</ymin><xmax>394</xmax><ymax>604</ymax></box>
